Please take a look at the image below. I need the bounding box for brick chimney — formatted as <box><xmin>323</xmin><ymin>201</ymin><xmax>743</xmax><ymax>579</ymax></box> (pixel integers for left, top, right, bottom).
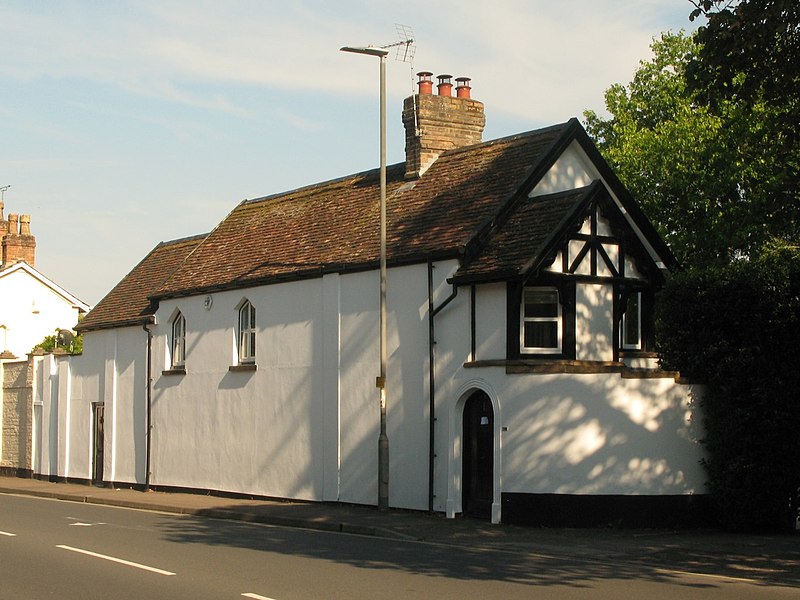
<box><xmin>402</xmin><ymin>72</ymin><xmax>485</xmax><ymax>179</ymax></box>
<box><xmin>2</xmin><ymin>211</ymin><xmax>36</xmax><ymax>268</ymax></box>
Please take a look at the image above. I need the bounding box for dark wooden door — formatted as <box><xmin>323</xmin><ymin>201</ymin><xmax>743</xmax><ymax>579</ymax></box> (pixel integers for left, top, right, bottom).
<box><xmin>92</xmin><ymin>403</ymin><xmax>105</xmax><ymax>485</ymax></box>
<box><xmin>463</xmin><ymin>391</ymin><xmax>493</xmax><ymax>518</ymax></box>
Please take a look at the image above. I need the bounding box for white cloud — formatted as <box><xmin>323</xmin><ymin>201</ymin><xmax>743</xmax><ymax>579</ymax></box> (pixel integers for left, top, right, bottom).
<box><xmin>0</xmin><ymin>1</ymin><xmax>692</xmax><ymax>113</ymax></box>
<box><xmin>0</xmin><ymin>0</ymin><xmax>696</xmax><ymax>303</ymax></box>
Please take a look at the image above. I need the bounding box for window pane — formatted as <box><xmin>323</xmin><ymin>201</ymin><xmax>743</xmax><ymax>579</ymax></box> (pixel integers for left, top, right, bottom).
<box><xmin>623</xmin><ymin>293</ymin><xmax>641</xmax><ymax>347</ymax></box>
<box><xmin>524</xmin><ymin>321</ymin><xmax>558</xmax><ymax>349</ymax></box>
<box><xmin>238</xmin><ymin>301</ymin><xmax>256</xmax><ymax>362</ymax></box>
<box><xmin>524</xmin><ymin>290</ymin><xmax>559</xmax><ymax>318</ymax></box>
<box><xmin>172</xmin><ymin>314</ymin><xmax>185</xmax><ymax>366</ymax></box>
<box><xmin>239</xmin><ymin>302</ymin><xmax>250</xmax><ymax>331</ymax></box>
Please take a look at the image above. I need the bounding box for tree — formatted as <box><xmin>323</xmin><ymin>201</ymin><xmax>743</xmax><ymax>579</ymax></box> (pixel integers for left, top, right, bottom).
<box><xmin>587</xmin><ymin>20</ymin><xmax>800</xmax><ymax>530</ymax></box>
<box><xmin>585</xmin><ymin>32</ymin><xmax>746</xmax><ymax>267</ymax></box>
<box><xmin>585</xmin><ymin>27</ymin><xmax>799</xmax><ymax>268</ymax></box>
<box><xmin>688</xmin><ymin>0</ymin><xmax>800</xmax><ymax>107</ymax></box>
<box><xmin>689</xmin><ymin>0</ymin><xmax>800</xmax><ymax>257</ymax></box>
<box><xmin>656</xmin><ymin>242</ymin><xmax>800</xmax><ymax>531</ymax></box>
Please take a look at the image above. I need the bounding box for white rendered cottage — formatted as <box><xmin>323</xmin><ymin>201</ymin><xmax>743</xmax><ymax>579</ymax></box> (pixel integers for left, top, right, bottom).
<box><xmin>50</xmin><ymin>73</ymin><xmax>706</xmax><ymax>527</ymax></box>
<box><xmin>0</xmin><ymin>208</ymin><xmax>89</xmax><ymax>360</ymax></box>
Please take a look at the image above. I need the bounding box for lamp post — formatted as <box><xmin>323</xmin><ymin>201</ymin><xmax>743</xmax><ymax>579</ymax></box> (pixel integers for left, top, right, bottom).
<box><xmin>340</xmin><ymin>44</ymin><xmax>390</xmax><ymax>511</ymax></box>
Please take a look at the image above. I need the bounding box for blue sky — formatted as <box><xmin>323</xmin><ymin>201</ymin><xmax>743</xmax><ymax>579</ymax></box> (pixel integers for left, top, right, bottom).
<box><xmin>1</xmin><ymin>1</ymin><xmax>698</xmax><ymax>305</ymax></box>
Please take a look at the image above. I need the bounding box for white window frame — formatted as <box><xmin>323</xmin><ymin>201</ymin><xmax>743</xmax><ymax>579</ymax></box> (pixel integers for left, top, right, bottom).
<box><xmin>171</xmin><ymin>312</ymin><xmax>186</xmax><ymax>368</ymax></box>
<box><xmin>520</xmin><ymin>287</ymin><xmax>562</xmax><ymax>354</ymax></box>
<box><xmin>238</xmin><ymin>300</ymin><xmax>256</xmax><ymax>364</ymax></box>
<box><xmin>620</xmin><ymin>291</ymin><xmax>642</xmax><ymax>350</ymax></box>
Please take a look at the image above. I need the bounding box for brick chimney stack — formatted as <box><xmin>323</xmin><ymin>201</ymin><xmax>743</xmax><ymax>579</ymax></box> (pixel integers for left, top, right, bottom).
<box><xmin>2</xmin><ymin>209</ymin><xmax>36</xmax><ymax>268</ymax></box>
<box><xmin>402</xmin><ymin>71</ymin><xmax>485</xmax><ymax>179</ymax></box>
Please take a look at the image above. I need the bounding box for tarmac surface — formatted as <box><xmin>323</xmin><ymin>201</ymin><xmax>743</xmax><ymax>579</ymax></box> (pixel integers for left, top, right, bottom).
<box><xmin>1</xmin><ymin>475</ymin><xmax>798</xmax><ymax>587</ymax></box>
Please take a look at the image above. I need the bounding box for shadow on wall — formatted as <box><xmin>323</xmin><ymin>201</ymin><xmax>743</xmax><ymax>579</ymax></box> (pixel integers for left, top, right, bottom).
<box><xmin>501</xmin><ymin>373</ymin><xmax>704</xmax><ymax>498</ymax></box>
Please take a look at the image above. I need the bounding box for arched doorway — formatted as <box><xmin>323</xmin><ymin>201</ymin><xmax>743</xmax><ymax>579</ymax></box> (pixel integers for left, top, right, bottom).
<box><xmin>462</xmin><ymin>390</ymin><xmax>494</xmax><ymax>518</ymax></box>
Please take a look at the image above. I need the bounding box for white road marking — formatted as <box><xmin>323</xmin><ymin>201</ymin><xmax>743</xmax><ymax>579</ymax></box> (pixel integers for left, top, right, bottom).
<box><xmin>0</xmin><ymin>531</ymin><xmax>16</xmax><ymax>537</ymax></box>
<box><xmin>655</xmin><ymin>567</ymin><xmax>761</xmax><ymax>584</ymax></box>
<box><xmin>242</xmin><ymin>594</ymin><xmax>277</xmax><ymax>600</ymax></box>
<box><xmin>56</xmin><ymin>545</ymin><xmax>176</xmax><ymax>576</ymax></box>
<box><xmin>66</xmin><ymin>517</ymin><xmax>106</xmax><ymax>526</ymax></box>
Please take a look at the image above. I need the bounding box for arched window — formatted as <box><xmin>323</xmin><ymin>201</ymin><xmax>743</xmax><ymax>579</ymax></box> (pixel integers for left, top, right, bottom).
<box><xmin>171</xmin><ymin>312</ymin><xmax>186</xmax><ymax>367</ymax></box>
<box><xmin>238</xmin><ymin>300</ymin><xmax>256</xmax><ymax>363</ymax></box>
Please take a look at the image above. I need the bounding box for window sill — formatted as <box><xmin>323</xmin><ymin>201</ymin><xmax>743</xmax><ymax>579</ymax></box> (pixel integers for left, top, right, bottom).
<box><xmin>464</xmin><ymin>359</ymin><xmax>679</xmax><ymax>378</ymax></box>
<box><xmin>619</xmin><ymin>350</ymin><xmax>658</xmax><ymax>359</ymax></box>
<box><xmin>229</xmin><ymin>363</ymin><xmax>257</xmax><ymax>373</ymax></box>
<box><xmin>162</xmin><ymin>367</ymin><xmax>186</xmax><ymax>376</ymax></box>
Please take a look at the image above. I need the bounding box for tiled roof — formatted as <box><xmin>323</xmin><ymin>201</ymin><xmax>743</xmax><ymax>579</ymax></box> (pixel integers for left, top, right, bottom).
<box><xmin>453</xmin><ymin>186</ymin><xmax>593</xmax><ymax>283</ymax></box>
<box><xmin>77</xmin><ymin>234</ymin><xmax>206</xmax><ymax>332</ymax></box>
<box><xmin>81</xmin><ymin>120</ymin><xmax>614</xmax><ymax>329</ymax></box>
<box><xmin>153</xmin><ymin>123</ymin><xmax>569</xmax><ymax>298</ymax></box>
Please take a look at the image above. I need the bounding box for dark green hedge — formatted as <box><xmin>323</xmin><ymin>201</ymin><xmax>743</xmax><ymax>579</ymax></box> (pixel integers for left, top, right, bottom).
<box><xmin>656</xmin><ymin>244</ymin><xmax>800</xmax><ymax>531</ymax></box>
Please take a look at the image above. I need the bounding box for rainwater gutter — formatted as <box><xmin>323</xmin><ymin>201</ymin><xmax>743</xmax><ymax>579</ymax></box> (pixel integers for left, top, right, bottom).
<box><xmin>427</xmin><ymin>260</ymin><xmax>459</xmax><ymax>512</ymax></box>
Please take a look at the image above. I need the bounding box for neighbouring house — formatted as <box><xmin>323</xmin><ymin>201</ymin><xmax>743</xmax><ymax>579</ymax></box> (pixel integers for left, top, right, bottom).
<box><xmin>0</xmin><ymin>208</ymin><xmax>90</xmax><ymax>359</ymax></box>
<box><xmin>0</xmin><ymin>205</ymin><xmax>91</xmax><ymax>477</ymax></box>
<box><xmin>33</xmin><ymin>73</ymin><xmax>706</xmax><ymax>527</ymax></box>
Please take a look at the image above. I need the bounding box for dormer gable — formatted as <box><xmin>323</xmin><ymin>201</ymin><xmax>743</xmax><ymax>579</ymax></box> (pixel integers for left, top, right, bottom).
<box><xmin>537</xmin><ymin>185</ymin><xmax>661</xmax><ymax>285</ymax></box>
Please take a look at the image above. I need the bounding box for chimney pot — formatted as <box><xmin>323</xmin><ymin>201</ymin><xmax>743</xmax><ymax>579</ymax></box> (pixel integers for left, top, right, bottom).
<box><xmin>402</xmin><ymin>72</ymin><xmax>486</xmax><ymax>179</ymax></box>
<box><xmin>455</xmin><ymin>76</ymin><xmax>472</xmax><ymax>99</ymax></box>
<box><xmin>1</xmin><ymin>211</ymin><xmax>35</xmax><ymax>267</ymax></box>
<box><xmin>436</xmin><ymin>74</ymin><xmax>453</xmax><ymax>97</ymax></box>
<box><xmin>416</xmin><ymin>71</ymin><xmax>433</xmax><ymax>95</ymax></box>
<box><xmin>20</xmin><ymin>214</ymin><xmax>31</xmax><ymax>236</ymax></box>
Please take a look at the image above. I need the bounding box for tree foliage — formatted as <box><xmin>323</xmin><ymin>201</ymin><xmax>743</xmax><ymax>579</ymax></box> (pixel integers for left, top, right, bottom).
<box><xmin>688</xmin><ymin>0</ymin><xmax>800</xmax><ymax>106</ymax></box>
<box><xmin>32</xmin><ymin>329</ymin><xmax>83</xmax><ymax>355</ymax></box>
<box><xmin>584</xmin><ymin>26</ymin><xmax>799</xmax><ymax>268</ymax></box>
<box><xmin>586</xmin><ymin>8</ymin><xmax>800</xmax><ymax>530</ymax></box>
<box><xmin>688</xmin><ymin>0</ymin><xmax>800</xmax><ymax>258</ymax></box>
<box><xmin>656</xmin><ymin>244</ymin><xmax>800</xmax><ymax>531</ymax></box>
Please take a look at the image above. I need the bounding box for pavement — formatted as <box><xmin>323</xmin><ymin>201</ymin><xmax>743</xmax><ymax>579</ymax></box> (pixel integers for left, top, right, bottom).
<box><xmin>2</xmin><ymin>475</ymin><xmax>798</xmax><ymax>587</ymax></box>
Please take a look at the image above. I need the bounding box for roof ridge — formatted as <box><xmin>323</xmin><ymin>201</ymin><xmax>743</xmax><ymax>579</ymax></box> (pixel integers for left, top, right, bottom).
<box><xmin>437</xmin><ymin>120</ymin><xmax>574</xmax><ymax>161</ymax></box>
<box><xmin>244</xmin><ymin>162</ymin><xmax>406</xmax><ymax>206</ymax></box>
<box><xmin>156</xmin><ymin>232</ymin><xmax>210</xmax><ymax>248</ymax></box>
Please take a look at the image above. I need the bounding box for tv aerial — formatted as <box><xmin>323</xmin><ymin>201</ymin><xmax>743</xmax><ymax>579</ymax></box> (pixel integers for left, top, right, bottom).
<box><xmin>379</xmin><ymin>24</ymin><xmax>416</xmax><ymax>96</ymax></box>
<box><xmin>386</xmin><ymin>24</ymin><xmax>415</xmax><ymax>66</ymax></box>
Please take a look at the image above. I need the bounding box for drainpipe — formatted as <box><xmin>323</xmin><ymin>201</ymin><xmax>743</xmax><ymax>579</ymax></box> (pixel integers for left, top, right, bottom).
<box><xmin>427</xmin><ymin>262</ymin><xmax>435</xmax><ymax>512</ymax></box>
<box><xmin>142</xmin><ymin>323</ymin><xmax>153</xmax><ymax>491</ymax></box>
<box><xmin>427</xmin><ymin>261</ymin><xmax>460</xmax><ymax>513</ymax></box>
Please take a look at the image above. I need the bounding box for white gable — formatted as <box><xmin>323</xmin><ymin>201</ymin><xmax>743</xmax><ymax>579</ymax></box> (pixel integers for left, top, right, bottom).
<box><xmin>531</xmin><ymin>140</ymin><xmax>668</xmax><ymax>273</ymax></box>
<box><xmin>530</xmin><ymin>140</ymin><xmax>600</xmax><ymax>198</ymax></box>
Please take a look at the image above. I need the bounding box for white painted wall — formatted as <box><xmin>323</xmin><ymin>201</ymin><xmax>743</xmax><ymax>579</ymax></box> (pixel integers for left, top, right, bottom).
<box><xmin>151</xmin><ymin>278</ymin><xmax>326</xmax><ymax>499</ymax></box>
<box><xmin>37</xmin><ymin>255</ymin><xmax>704</xmax><ymax>524</ymax></box>
<box><xmin>144</xmin><ymin>264</ymin><xmax>433</xmax><ymax>509</ymax></box>
<box><xmin>434</xmin><ymin>283</ymin><xmax>706</xmax><ymax>518</ymax></box>
<box><xmin>474</xmin><ymin>283</ymin><xmax>506</xmax><ymax>360</ymax></box>
<box><xmin>576</xmin><ymin>283</ymin><xmax>614</xmax><ymax>362</ymax></box>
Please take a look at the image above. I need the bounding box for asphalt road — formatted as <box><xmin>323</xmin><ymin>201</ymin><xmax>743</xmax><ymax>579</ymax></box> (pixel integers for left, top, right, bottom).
<box><xmin>0</xmin><ymin>494</ymin><xmax>796</xmax><ymax>599</ymax></box>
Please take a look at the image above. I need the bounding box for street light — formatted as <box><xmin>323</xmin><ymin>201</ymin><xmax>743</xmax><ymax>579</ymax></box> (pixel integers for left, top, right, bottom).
<box><xmin>340</xmin><ymin>44</ymin><xmax>390</xmax><ymax>511</ymax></box>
